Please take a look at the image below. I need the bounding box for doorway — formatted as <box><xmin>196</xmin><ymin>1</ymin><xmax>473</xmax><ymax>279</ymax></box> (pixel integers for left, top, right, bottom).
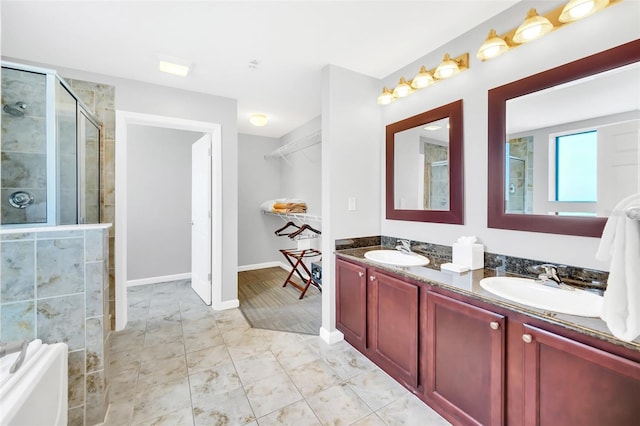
<box><xmin>114</xmin><ymin>111</ymin><xmax>222</xmax><ymax>330</ymax></box>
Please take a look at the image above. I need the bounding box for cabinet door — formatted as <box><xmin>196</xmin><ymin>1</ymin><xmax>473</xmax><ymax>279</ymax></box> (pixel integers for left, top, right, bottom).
<box><xmin>522</xmin><ymin>324</ymin><xmax>640</xmax><ymax>426</ymax></box>
<box><xmin>369</xmin><ymin>270</ymin><xmax>419</xmax><ymax>388</ymax></box>
<box><xmin>425</xmin><ymin>291</ymin><xmax>505</xmax><ymax>426</ymax></box>
<box><xmin>336</xmin><ymin>259</ymin><xmax>367</xmax><ymax>349</ymax></box>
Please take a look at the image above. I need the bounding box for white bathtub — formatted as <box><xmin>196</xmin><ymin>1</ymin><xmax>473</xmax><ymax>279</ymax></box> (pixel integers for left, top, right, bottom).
<box><xmin>0</xmin><ymin>340</ymin><xmax>68</xmax><ymax>426</ymax></box>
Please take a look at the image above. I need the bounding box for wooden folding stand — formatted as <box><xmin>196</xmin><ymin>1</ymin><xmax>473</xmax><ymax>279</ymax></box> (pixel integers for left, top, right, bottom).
<box><xmin>279</xmin><ymin>248</ymin><xmax>322</xmax><ymax>299</ymax></box>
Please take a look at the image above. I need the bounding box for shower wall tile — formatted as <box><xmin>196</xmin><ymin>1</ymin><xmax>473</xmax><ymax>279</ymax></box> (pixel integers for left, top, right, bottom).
<box><xmin>37</xmin><ymin>238</ymin><xmax>85</xmax><ymax>298</ymax></box>
<box><xmin>68</xmin><ymin>349</ymin><xmax>86</xmax><ymax>408</ymax></box>
<box><xmin>1</xmin><ymin>232</ymin><xmax>34</xmax><ymax>241</ymax></box>
<box><xmin>0</xmin><ymin>301</ymin><xmax>35</xmax><ymax>341</ymax></box>
<box><xmin>37</xmin><ymin>294</ymin><xmax>85</xmax><ymax>350</ymax></box>
<box><xmin>36</xmin><ymin>229</ymin><xmax>84</xmax><ymax>239</ymax></box>
<box><xmin>86</xmin><ymin>316</ymin><xmax>104</xmax><ymax>373</ymax></box>
<box><xmin>1</xmin><ymin>188</ymin><xmax>47</xmax><ymax>224</ymax></box>
<box><xmin>86</xmin><ymin>229</ymin><xmax>105</xmax><ymax>261</ymax></box>
<box><xmin>1</xmin><ymin>152</ymin><xmax>47</xmax><ymax>188</ymax></box>
<box><xmin>86</xmin><ymin>369</ymin><xmax>107</xmax><ymax>425</ymax></box>
<box><xmin>67</xmin><ymin>406</ymin><xmax>84</xmax><ymax>426</ymax></box>
<box><xmin>0</xmin><ymin>240</ymin><xmax>35</xmax><ymax>303</ymax></box>
<box><xmin>0</xmin><ymin>116</ymin><xmax>47</xmax><ymax>153</ymax></box>
<box><xmin>86</xmin><ymin>261</ymin><xmax>104</xmax><ymax>318</ymax></box>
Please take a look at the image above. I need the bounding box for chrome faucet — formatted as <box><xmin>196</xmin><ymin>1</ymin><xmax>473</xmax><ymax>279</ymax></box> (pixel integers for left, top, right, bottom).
<box><xmin>529</xmin><ymin>264</ymin><xmax>575</xmax><ymax>291</ymax></box>
<box><xmin>396</xmin><ymin>239</ymin><xmax>412</xmax><ymax>254</ymax></box>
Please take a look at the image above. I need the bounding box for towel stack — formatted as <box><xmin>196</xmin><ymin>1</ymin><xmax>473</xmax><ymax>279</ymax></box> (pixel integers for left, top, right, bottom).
<box><xmin>596</xmin><ymin>193</ymin><xmax>640</xmax><ymax>342</ymax></box>
<box><xmin>261</xmin><ymin>198</ymin><xmax>307</xmax><ymax>214</ymax></box>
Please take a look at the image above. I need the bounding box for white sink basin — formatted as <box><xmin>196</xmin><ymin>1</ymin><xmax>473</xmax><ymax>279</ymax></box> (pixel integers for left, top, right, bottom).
<box><xmin>364</xmin><ymin>250</ymin><xmax>430</xmax><ymax>267</ymax></box>
<box><xmin>479</xmin><ymin>276</ymin><xmax>603</xmax><ymax>317</ymax></box>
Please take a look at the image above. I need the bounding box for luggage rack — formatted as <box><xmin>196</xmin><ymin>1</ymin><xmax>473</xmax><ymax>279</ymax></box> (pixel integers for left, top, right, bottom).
<box><xmin>279</xmin><ymin>248</ymin><xmax>322</xmax><ymax>299</ymax></box>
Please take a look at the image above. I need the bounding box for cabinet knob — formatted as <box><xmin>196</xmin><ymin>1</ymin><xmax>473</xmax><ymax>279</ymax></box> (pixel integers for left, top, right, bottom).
<box><xmin>489</xmin><ymin>321</ymin><xmax>500</xmax><ymax>330</ymax></box>
<box><xmin>522</xmin><ymin>334</ymin><xmax>533</xmax><ymax>343</ymax></box>
<box><xmin>370</xmin><ymin>276</ymin><xmax>376</xmax><ymax>281</ymax></box>
<box><xmin>358</xmin><ymin>272</ymin><xmax>364</xmax><ymax>277</ymax></box>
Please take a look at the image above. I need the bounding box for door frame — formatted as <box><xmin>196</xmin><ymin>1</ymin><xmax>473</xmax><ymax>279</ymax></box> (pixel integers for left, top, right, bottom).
<box><xmin>114</xmin><ymin>111</ymin><xmax>222</xmax><ymax>330</ymax></box>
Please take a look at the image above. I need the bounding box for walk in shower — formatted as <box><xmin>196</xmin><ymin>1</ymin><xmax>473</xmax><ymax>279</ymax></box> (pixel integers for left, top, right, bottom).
<box><xmin>1</xmin><ymin>62</ymin><xmax>101</xmax><ymax>226</ymax></box>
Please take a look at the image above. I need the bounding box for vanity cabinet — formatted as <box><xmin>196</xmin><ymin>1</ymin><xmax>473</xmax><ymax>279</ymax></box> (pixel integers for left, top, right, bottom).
<box><xmin>369</xmin><ymin>270</ymin><xmax>419</xmax><ymax>388</ymax></box>
<box><xmin>335</xmin><ymin>259</ymin><xmax>367</xmax><ymax>351</ymax></box>
<box><xmin>519</xmin><ymin>323</ymin><xmax>640</xmax><ymax>426</ymax></box>
<box><xmin>424</xmin><ymin>291</ymin><xmax>505</xmax><ymax>426</ymax></box>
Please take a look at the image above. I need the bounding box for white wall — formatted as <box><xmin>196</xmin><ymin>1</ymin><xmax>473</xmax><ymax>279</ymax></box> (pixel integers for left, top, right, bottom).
<box><xmin>127</xmin><ymin>125</ymin><xmax>201</xmax><ymax>281</ymax></box>
<box><xmin>237</xmin><ymin>133</ymin><xmax>283</xmax><ymax>267</ymax></box>
<box><xmin>379</xmin><ymin>0</ymin><xmax>640</xmax><ymax>270</ymax></box>
<box><xmin>321</xmin><ymin>64</ymin><xmax>382</xmax><ymax>341</ymax></box>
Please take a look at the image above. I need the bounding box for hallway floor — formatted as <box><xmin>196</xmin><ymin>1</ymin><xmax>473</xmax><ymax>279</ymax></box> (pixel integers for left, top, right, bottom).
<box><xmin>104</xmin><ymin>280</ymin><xmax>450</xmax><ymax>425</ymax></box>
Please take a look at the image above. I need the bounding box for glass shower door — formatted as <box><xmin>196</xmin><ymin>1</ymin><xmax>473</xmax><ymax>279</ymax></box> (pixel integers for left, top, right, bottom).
<box><xmin>79</xmin><ymin>111</ymin><xmax>100</xmax><ymax>224</ymax></box>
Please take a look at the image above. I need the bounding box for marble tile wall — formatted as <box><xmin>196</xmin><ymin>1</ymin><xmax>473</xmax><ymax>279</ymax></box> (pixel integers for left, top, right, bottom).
<box><xmin>0</xmin><ymin>224</ymin><xmax>111</xmax><ymax>426</ymax></box>
<box><xmin>65</xmin><ymin>78</ymin><xmax>116</xmax><ymax>330</ymax></box>
<box><xmin>1</xmin><ymin>67</ymin><xmax>48</xmax><ymax>224</ymax></box>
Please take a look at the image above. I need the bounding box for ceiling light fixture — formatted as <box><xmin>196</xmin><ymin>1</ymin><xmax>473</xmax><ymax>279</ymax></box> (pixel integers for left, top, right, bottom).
<box><xmin>249</xmin><ymin>113</ymin><xmax>268</xmax><ymax>127</ymax></box>
<box><xmin>158</xmin><ymin>59</ymin><xmax>191</xmax><ymax>77</ymax></box>
<box><xmin>477</xmin><ymin>1</ymin><xmax>619</xmax><ymax>61</ymax></box>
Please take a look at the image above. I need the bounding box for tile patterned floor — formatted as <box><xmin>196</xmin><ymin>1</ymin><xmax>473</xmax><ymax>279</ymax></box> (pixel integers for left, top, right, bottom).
<box><xmin>104</xmin><ymin>280</ymin><xmax>450</xmax><ymax>425</ymax></box>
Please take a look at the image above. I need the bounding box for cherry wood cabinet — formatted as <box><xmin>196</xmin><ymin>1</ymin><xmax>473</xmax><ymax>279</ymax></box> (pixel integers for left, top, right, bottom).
<box><xmin>335</xmin><ymin>259</ymin><xmax>367</xmax><ymax>350</ymax></box>
<box><xmin>520</xmin><ymin>324</ymin><xmax>640</xmax><ymax>426</ymax></box>
<box><xmin>424</xmin><ymin>291</ymin><xmax>505</xmax><ymax>426</ymax></box>
<box><xmin>369</xmin><ymin>270</ymin><xmax>419</xmax><ymax>388</ymax></box>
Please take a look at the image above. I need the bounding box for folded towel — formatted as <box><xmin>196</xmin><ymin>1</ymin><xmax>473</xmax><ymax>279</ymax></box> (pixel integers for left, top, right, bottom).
<box><xmin>596</xmin><ymin>192</ymin><xmax>640</xmax><ymax>342</ymax></box>
<box><xmin>261</xmin><ymin>199</ymin><xmax>307</xmax><ymax>214</ymax></box>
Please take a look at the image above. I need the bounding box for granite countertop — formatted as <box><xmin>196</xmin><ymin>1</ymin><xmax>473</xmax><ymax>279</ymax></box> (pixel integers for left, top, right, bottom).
<box><xmin>336</xmin><ymin>245</ymin><xmax>640</xmax><ymax>353</ymax></box>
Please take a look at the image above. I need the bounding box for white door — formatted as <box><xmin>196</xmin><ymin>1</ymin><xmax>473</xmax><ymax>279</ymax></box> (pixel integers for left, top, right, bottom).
<box><xmin>191</xmin><ymin>133</ymin><xmax>212</xmax><ymax>305</ymax></box>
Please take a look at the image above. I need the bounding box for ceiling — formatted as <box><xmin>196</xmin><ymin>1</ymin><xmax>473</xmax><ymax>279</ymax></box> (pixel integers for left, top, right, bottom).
<box><xmin>1</xmin><ymin>0</ymin><xmax>519</xmax><ymax>138</ymax></box>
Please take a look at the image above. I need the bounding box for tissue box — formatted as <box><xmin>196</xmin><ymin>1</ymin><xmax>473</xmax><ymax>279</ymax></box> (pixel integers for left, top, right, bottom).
<box><xmin>452</xmin><ymin>243</ymin><xmax>484</xmax><ymax>270</ymax></box>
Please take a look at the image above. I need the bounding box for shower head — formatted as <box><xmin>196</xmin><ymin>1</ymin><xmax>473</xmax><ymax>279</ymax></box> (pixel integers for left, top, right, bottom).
<box><xmin>3</xmin><ymin>102</ymin><xmax>27</xmax><ymax>117</ymax></box>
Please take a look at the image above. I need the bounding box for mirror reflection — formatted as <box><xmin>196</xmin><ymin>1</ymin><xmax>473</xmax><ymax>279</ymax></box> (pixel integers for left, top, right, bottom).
<box><xmin>505</xmin><ymin>62</ymin><xmax>640</xmax><ymax>217</ymax></box>
<box><xmin>394</xmin><ymin>117</ymin><xmax>450</xmax><ymax>211</ymax></box>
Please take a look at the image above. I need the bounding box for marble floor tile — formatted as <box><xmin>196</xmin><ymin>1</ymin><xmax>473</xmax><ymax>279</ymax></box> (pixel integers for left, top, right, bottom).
<box><xmin>192</xmin><ymin>386</ymin><xmax>255</xmax><ymax>426</ymax></box>
<box><xmin>347</xmin><ymin>369</ymin><xmax>409</xmax><ymax>411</ymax></box>
<box><xmin>256</xmin><ymin>400</ymin><xmax>321</xmax><ymax>426</ymax></box>
<box><xmin>104</xmin><ymin>400</ymin><xmax>134</xmax><ymax>425</ymax></box>
<box><xmin>234</xmin><ymin>350</ymin><xmax>285</xmax><ymax>385</ymax></box>
<box><xmin>189</xmin><ymin>362</ymin><xmax>243</xmax><ymax>398</ymax></box>
<box><xmin>132</xmin><ymin>406</ymin><xmax>194</xmax><ymax>426</ymax></box>
<box><xmin>376</xmin><ymin>393</ymin><xmax>450</xmax><ymax>426</ymax></box>
<box><xmin>109</xmin><ymin>370</ymin><xmax>138</xmax><ymax>403</ymax></box>
<box><xmin>244</xmin><ymin>371</ymin><xmax>303</xmax><ymax>418</ymax></box>
<box><xmin>351</xmin><ymin>413</ymin><xmax>388</xmax><ymax>426</ymax></box>
<box><xmin>181</xmin><ymin>316</ymin><xmax>219</xmax><ymax>336</ymax></box>
<box><xmin>322</xmin><ymin>344</ymin><xmax>378</xmax><ymax>381</ymax></box>
<box><xmin>186</xmin><ymin>344</ymin><xmax>232</xmax><ymax>375</ymax></box>
<box><xmin>183</xmin><ymin>328</ymin><xmax>224</xmax><ymax>353</ymax></box>
<box><xmin>305</xmin><ymin>383</ymin><xmax>373</xmax><ymax>426</ymax></box>
<box><xmin>138</xmin><ymin>336</ymin><xmax>185</xmax><ymax>364</ymax></box>
<box><xmin>131</xmin><ymin>377</ymin><xmax>191</xmax><ymax>424</ymax></box>
<box><xmin>287</xmin><ymin>359</ymin><xmax>342</xmax><ymax>398</ymax></box>
<box><xmin>137</xmin><ymin>354</ymin><xmax>187</xmax><ymax>390</ymax></box>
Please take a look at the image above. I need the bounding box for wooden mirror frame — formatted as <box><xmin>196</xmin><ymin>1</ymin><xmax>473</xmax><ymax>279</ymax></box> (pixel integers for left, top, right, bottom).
<box><xmin>386</xmin><ymin>99</ymin><xmax>464</xmax><ymax>224</ymax></box>
<box><xmin>487</xmin><ymin>39</ymin><xmax>640</xmax><ymax>237</ymax></box>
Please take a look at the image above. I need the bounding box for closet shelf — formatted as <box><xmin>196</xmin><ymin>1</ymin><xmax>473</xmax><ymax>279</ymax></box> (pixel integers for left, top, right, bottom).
<box><xmin>263</xmin><ymin>211</ymin><xmax>322</xmax><ymax>223</ymax></box>
<box><xmin>265</xmin><ymin>130</ymin><xmax>321</xmax><ymax>160</ymax></box>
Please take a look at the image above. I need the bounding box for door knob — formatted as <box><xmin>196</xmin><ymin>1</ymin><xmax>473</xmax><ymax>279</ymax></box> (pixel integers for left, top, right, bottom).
<box><xmin>522</xmin><ymin>334</ymin><xmax>533</xmax><ymax>343</ymax></box>
<box><xmin>370</xmin><ymin>276</ymin><xmax>376</xmax><ymax>281</ymax></box>
<box><xmin>489</xmin><ymin>321</ymin><xmax>500</xmax><ymax>330</ymax></box>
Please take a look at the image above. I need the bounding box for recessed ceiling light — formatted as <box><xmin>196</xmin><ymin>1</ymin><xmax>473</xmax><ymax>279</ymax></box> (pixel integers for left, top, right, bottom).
<box><xmin>159</xmin><ymin>60</ymin><xmax>190</xmax><ymax>77</ymax></box>
<box><xmin>249</xmin><ymin>113</ymin><xmax>268</xmax><ymax>127</ymax></box>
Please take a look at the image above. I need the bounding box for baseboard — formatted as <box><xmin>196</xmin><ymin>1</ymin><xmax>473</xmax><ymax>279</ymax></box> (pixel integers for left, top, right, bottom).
<box><xmin>127</xmin><ymin>273</ymin><xmax>191</xmax><ymax>287</ymax></box>
<box><xmin>213</xmin><ymin>298</ymin><xmax>240</xmax><ymax>311</ymax></box>
<box><xmin>237</xmin><ymin>261</ymin><xmax>291</xmax><ymax>272</ymax></box>
<box><xmin>319</xmin><ymin>327</ymin><xmax>344</xmax><ymax>345</ymax></box>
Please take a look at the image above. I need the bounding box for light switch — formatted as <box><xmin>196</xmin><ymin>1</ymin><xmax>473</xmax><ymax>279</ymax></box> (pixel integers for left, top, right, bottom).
<box><xmin>348</xmin><ymin>197</ymin><xmax>357</xmax><ymax>211</ymax></box>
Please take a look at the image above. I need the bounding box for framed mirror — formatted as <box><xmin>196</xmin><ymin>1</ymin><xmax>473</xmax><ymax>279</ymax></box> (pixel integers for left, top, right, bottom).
<box><xmin>386</xmin><ymin>99</ymin><xmax>463</xmax><ymax>223</ymax></box>
<box><xmin>488</xmin><ymin>40</ymin><xmax>640</xmax><ymax>237</ymax></box>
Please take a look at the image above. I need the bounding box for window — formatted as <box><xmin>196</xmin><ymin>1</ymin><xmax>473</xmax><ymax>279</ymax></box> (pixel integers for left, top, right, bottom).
<box><xmin>555</xmin><ymin>131</ymin><xmax>597</xmax><ymax>202</ymax></box>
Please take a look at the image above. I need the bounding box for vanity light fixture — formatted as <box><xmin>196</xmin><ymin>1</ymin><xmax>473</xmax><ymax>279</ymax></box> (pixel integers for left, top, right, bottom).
<box><xmin>249</xmin><ymin>113</ymin><xmax>268</xmax><ymax>127</ymax></box>
<box><xmin>377</xmin><ymin>86</ymin><xmax>395</xmax><ymax>105</ymax></box>
<box><xmin>477</xmin><ymin>29</ymin><xmax>509</xmax><ymax>61</ymax></box>
<box><xmin>392</xmin><ymin>77</ymin><xmax>413</xmax><ymax>98</ymax></box>
<box><xmin>477</xmin><ymin>1</ymin><xmax>620</xmax><ymax>61</ymax></box>
<box><xmin>513</xmin><ymin>9</ymin><xmax>554</xmax><ymax>43</ymax></box>
<box><xmin>411</xmin><ymin>66</ymin><xmax>435</xmax><ymax>89</ymax></box>
<box><xmin>376</xmin><ymin>52</ymin><xmax>469</xmax><ymax>105</ymax></box>
<box><xmin>434</xmin><ymin>53</ymin><xmax>469</xmax><ymax>79</ymax></box>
